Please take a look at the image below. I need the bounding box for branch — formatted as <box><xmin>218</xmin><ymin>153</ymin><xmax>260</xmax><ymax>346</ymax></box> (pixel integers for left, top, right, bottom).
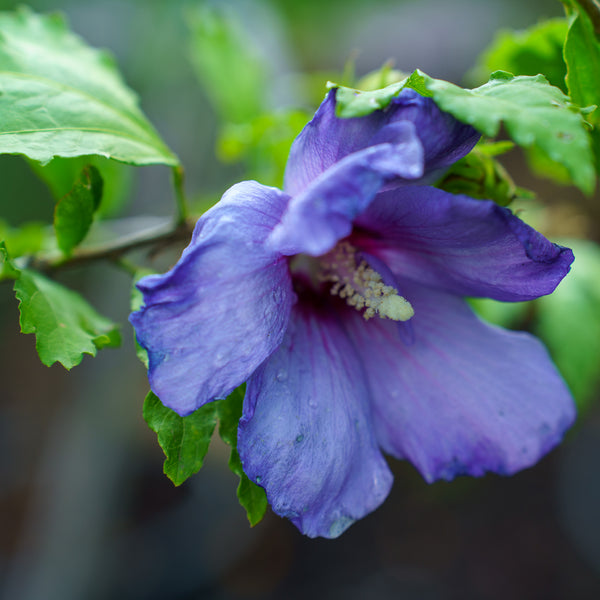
<box><xmin>28</xmin><ymin>218</ymin><xmax>195</xmax><ymax>273</ymax></box>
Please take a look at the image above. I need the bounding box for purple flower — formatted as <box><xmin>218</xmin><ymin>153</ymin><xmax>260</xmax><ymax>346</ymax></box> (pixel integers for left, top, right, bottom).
<box><xmin>130</xmin><ymin>89</ymin><xmax>575</xmax><ymax>538</ymax></box>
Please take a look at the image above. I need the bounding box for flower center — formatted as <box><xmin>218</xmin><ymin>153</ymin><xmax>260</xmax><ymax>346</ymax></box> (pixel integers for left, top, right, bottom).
<box><xmin>318</xmin><ymin>241</ymin><xmax>414</xmax><ymax>322</ymax></box>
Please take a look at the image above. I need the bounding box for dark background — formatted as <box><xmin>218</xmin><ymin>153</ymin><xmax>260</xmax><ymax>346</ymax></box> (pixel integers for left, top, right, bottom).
<box><xmin>1</xmin><ymin>1</ymin><xmax>600</xmax><ymax>598</ymax></box>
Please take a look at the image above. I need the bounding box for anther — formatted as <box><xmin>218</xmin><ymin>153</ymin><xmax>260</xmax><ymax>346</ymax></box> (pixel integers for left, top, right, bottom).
<box><xmin>318</xmin><ymin>242</ymin><xmax>414</xmax><ymax>322</ymax></box>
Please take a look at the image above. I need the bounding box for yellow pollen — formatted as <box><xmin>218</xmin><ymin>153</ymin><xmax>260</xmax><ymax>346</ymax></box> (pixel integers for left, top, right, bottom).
<box><xmin>319</xmin><ymin>242</ymin><xmax>414</xmax><ymax>322</ymax></box>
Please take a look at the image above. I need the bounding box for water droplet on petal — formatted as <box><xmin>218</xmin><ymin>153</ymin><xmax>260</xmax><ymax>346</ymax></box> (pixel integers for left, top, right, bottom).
<box><xmin>276</xmin><ymin>370</ymin><xmax>287</xmax><ymax>382</ymax></box>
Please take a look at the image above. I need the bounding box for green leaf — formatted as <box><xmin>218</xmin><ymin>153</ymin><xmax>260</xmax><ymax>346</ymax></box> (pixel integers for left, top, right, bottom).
<box><xmin>473</xmin><ymin>18</ymin><xmax>568</xmax><ymax>91</ymax></box>
<box><xmin>187</xmin><ymin>5</ymin><xmax>266</xmax><ymax>124</ymax></box>
<box><xmin>524</xmin><ymin>144</ymin><xmax>573</xmax><ymax>186</ymax></box>
<box><xmin>330</xmin><ymin>69</ymin><xmax>431</xmax><ymax>118</ymax></box>
<box><xmin>331</xmin><ymin>79</ymin><xmax>405</xmax><ymax>118</ymax></box>
<box><xmin>28</xmin><ymin>155</ymin><xmax>133</xmax><ymax>219</ymax></box>
<box><xmin>143</xmin><ymin>391</ymin><xmax>218</xmax><ymax>486</ymax></box>
<box><xmin>54</xmin><ymin>165</ymin><xmax>103</xmax><ymax>255</ymax></box>
<box><xmin>412</xmin><ymin>71</ymin><xmax>596</xmax><ymax>195</ymax></box>
<box><xmin>13</xmin><ymin>269</ymin><xmax>120</xmax><ymax>369</ymax></box>
<box><xmin>0</xmin><ymin>219</ymin><xmax>46</xmax><ymax>257</ymax></box>
<box><xmin>593</xmin><ymin>123</ymin><xmax>600</xmax><ymax>175</ymax></box>
<box><xmin>564</xmin><ymin>2</ymin><xmax>600</xmax><ymax>114</ymax></box>
<box><xmin>563</xmin><ymin>1</ymin><xmax>600</xmax><ymax>174</ymax></box>
<box><xmin>535</xmin><ymin>239</ymin><xmax>600</xmax><ymax>413</ymax></box>
<box><xmin>436</xmin><ymin>143</ymin><xmax>533</xmax><ymax>206</ymax></box>
<box><xmin>0</xmin><ymin>241</ymin><xmax>20</xmax><ymax>280</ymax></box>
<box><xmin>218</xmin><ymin>385</ymin><xmax>268</xmax><ymax>526</ymax></box>
<box><xmin>333</xmin><ymin>70</ymin><xmax>596</xmax><ymax>194</ymax></box>
<box><xmin>356</xmin><ymin>62</ymin><xmax>408</xmax><ymax>92</ymax></box>
<box><xmin>0</xmin><ymin>7</ymin><xmax>178</xmax><ymax>166</ymax></box>
<box><xmin>217</xmin><ymin>110</ymin><xmax>310</xmax><ymax>187</ymax></box>
<box><xmin>474</xmin><ymin>140</ymin><xmax>516</xmax><ymax>156</ymax></box>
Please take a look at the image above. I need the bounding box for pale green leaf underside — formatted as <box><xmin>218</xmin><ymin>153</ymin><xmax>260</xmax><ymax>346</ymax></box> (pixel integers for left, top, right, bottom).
<box><xmin>0</xmin><ymin>8</ymin><xmax>178</xmax><ymax>166</ymax></box>
<box><xmin>333</xmin><ymin>70</ymin><xmax>595</xmax><ymax>195</ymax></box>
<box><xmin>13</xmin><ymin>269</ymin><xmax>121</xmax><ymax>369</ymax></box>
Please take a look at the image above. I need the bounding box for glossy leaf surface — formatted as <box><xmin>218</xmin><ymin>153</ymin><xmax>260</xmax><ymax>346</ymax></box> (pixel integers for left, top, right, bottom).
<box><xmin>0</xmin><ymin>8</ymin><xmax>178</xmax><ymax>166</ymax></box>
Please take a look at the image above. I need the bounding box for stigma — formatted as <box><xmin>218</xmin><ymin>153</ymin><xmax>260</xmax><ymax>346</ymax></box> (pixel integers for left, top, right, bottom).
<box><xmin>318</xmin><ymin>242</ymin><xmax>414</xmax><ymax>322</ymax></box>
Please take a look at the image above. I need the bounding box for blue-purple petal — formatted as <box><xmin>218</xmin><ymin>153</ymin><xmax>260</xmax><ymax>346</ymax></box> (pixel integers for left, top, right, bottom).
<box><xmin>354</xmin><ymin>186</ymin><xmax>574</xmax><ymax>301</ymax></box>
<box><xmin>130</xmin><ymin>181</ymin><xmax>294</xmax><ymax>416</ymax></box>
<box><xmin>386</xmin><ymin>89</ymin><xmax>480</xmax><ymax>179</ymax></box>
<box><xmin>343</xmin><ymin>278</ymin><xmax>576</xmax><ymax>482</ymax></box>
<box><xmin>269</xmin><ymin>129</ymin><xmax>424</xmax><ymax>256</ymax></box>
<box><xmin>238</xmin><ymin>306</ymin><xmax>393</xmax><ymax>538</ymax></box>
<box><xmin>284</xmin><ymin>88</ymin><xmax>479</xmax><ymax>196</ymax></box>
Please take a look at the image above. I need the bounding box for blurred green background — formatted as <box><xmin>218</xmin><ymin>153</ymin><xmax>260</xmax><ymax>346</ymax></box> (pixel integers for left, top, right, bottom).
<box><xmin>2</xmin><ymin>1</ymin><xmax>600</xmax><ymax>599</ymax></box>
